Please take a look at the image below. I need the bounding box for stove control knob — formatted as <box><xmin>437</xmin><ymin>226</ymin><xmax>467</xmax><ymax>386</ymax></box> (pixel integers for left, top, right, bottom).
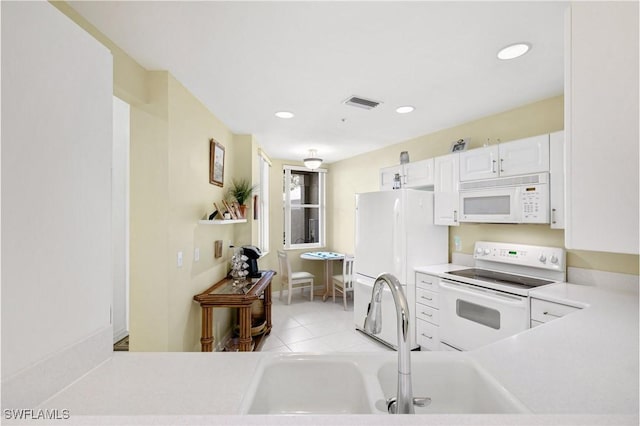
<box><xmin>476</xmin><ymin>247</ymin><xmax>484</xmax><ymax>256</ymax></box>
<box><xmin>483</xmin><ymin>248</ymin><xmax>491</xmax><ymax>256</ymax></box>
<box><xmin>550</xmin><ymin>255</ymin><xmax>559</xmax><ymax>264</ymax></box>
<box><xmin>539</xmin><ymin>254</ymin><xmax>547</xmax><ymax>263</ymax></box>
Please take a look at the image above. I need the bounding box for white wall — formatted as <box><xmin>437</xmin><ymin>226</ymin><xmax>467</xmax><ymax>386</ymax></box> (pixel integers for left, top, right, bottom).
<box><xmin>1</xmin><ymin>1</ymin><xmax>114</xmax><ymax>407</ymax></box>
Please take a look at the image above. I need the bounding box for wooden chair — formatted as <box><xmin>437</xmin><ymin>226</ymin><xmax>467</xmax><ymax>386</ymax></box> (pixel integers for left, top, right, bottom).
<box><xmin>332</xmin><ymin>254</ymin><xmax>355</xmax><ymax>310</ymax></box>
<box><xmin>277</xmin><ymin>250</ymin><xmax>315</xmax><ymax>305</ymax></box>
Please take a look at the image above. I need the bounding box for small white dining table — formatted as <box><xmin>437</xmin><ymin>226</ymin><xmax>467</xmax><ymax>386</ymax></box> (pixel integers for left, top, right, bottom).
<box><xmin>299</xmin><ymin>251</ymin><xmax>345</xmax><ymax>301</ymax></box>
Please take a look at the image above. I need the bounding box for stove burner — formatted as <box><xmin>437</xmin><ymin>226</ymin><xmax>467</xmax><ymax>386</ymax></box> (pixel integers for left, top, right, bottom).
<box><xmin>446</xmin><ymin>268</ymin><xmax>553</xmax><ymax>288</ymax></box>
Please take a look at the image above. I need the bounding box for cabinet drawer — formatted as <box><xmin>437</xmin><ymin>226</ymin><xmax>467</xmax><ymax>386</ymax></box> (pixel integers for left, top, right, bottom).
<box><xmin>530</xmin><ymin>298</ymin><xmax>581</xmax><ymax>323</ymax></box>
<box><xmin>416</xmin><ymin>272</ymin><xmax>438</xmax><ymax>291</ymax></box>
<box><xmin>416</xmin><ymin>319</ymin><xmax>439</xmax><ymax>351</ymax></box>
<box><xmin>416</xmin><ymin>288</ymin><xmax>438</xmax><ymax>308</ymax></box>
<box><xmin>416</xmin><ymin>303</ymin><xmax>439</xmax><ymax>325</ymax></box>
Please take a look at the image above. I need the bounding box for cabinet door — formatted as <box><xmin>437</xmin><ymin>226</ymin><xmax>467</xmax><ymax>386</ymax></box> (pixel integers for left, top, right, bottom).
<box><xmin>459</xmin><ymin>146</ymin><xmax>499</xmax><ymax>181</ymax></box>
<box><xmin>380</xmin><ymin>164</ymin><xmax>402</xmax><ymax>191</ymax></box>
<box><xmin>499</xmin><ymin>134</ymin><xmax>550</xmax><ymax>177</ymax></box>
<box><xmin>549</xmin><ymin>131</ymin><xmax>564</xmax><ymax>229</ymax></box>
<box><xmin>565</xmin><ymin>2</ymin><xmax>639</xmax><ymax>254</ymax></box>
<box><xmin>434</xmin><ymin>154</ymin><xmax>460</xmax><ymax>226</ymax></box>
<box><xmin>404</xmin><ymin>158</ymin><xmax>434</xmax><ymax>188</ymax></box>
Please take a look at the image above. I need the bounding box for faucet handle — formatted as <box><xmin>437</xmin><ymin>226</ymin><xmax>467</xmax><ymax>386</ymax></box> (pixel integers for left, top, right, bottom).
<box><xmin>413</xmin><ymin>397</ymin><xmax>431</xmax><ymax>407</ymax></box>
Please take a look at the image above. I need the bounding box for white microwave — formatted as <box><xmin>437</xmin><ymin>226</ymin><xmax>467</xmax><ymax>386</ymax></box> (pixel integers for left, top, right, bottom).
<box><xmin>458</xmin><ymin>173</ymin><xmax>549</xmax><ymax>224</ymax></box>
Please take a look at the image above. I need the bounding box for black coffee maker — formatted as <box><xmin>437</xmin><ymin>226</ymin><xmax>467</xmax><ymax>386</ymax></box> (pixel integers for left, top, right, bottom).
<box><xmin>241</xmin><ymin>245</ymin><xmax>263</xmax><ymax>278</ymax></box>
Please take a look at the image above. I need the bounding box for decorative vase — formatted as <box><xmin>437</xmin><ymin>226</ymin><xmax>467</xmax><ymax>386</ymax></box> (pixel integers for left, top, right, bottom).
<box><xmin>238</xmin><ymin>204</ymin><xmax>247</xmax><ymax>219</ymax></box>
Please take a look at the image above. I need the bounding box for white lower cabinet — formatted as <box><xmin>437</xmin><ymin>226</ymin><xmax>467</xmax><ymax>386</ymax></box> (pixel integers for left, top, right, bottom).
<box><xmin>416</xmin><ymin>319</ymin><xmax>439</xmax><ymax>351</ymax></box>
<box><xmin>530</xmin><ymin>298</ymin><xmax>581</xmax><ymax>327</ymax></box>
<box><xmin>415</xmin><ymin>272</ymin><xmax>441</xmax><ymax>351</ymax></box>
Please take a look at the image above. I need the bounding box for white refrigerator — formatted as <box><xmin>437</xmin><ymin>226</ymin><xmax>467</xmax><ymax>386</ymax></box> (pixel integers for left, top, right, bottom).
<box><xmin>354</xmin><ymin>189</ymin><xmax>448</xmax><ymax>349</ymax></box>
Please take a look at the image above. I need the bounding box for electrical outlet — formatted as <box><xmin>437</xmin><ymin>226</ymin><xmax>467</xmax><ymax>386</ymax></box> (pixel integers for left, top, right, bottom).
<box><xmin>194</xmin><ymin>247</ymin><xmax>200</xmax><ymax>262</ymax></box>
<box><xmin>177</xmin><ymin>251</ymin><xmax>183</xmax><ymax>268</ymax></box>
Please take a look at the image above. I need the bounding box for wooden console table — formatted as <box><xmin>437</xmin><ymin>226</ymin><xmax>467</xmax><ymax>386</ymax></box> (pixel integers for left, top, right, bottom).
<box><xmin>193</xmin><ymin>270</ymin><xmax>275</xmax><ymax>352</ymax></box>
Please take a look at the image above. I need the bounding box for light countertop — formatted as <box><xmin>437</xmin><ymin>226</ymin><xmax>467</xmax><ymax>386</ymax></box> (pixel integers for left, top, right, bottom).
<box><xmin>25</xmin><ymin>280</ymin><xmax>638</xmax><ymax>426</ymax></box>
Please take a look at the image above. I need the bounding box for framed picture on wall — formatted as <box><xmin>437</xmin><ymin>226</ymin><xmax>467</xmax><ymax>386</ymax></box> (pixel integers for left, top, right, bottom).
<box><xmin>209</xmin><ymin>139</ymin><xmax>225</xmax><ymax>187</ymax></box>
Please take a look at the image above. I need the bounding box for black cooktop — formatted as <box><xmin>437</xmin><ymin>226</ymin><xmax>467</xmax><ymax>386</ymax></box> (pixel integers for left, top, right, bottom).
<box><xmin>447</xmin><ymin>268</ymin><xmax>553</xmax><ymax>289</ymax></box>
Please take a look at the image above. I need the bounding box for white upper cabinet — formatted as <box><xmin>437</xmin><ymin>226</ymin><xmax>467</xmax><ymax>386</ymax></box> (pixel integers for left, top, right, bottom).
<box><xmin>434</xmin><ymin>153</ymin><xmax>460</xmax><ymax>226</ymax></box>
<box><xmin>459</xmin><ymin>135</ymin><xmax>550</xmax><ymax>182</ymax></box>
<box><xmin>379</xmin><ymin>158</ymin><xmax>434</xmax><ymax>190</ymax></box>
<box><xmin>459</xmin><ymin>146</ymin><xmax>499</xmax><ymax>181</ymax></box>
<box><xmin>380</xmin><ymin>164</ymin><xmax>402</xmax><ymax>191</ymax></box>
<box><xmin>565</xmin><ymin>2</ymin><xmax>639</xmax><ymax>254</ymax></box>
<box><xmin>498</xmin><ymin>134</ymin><xmax>550</xmax><ymax>177</ymax></box>
<box><xmin>549</xmin><ymin>131</ymin><xmax>564</xmax><ymax>229</ymax></box>
<box><xmin>404</xmin><ymin>158</ymin><xmax>435</xmax><ymax>189</ymax></box>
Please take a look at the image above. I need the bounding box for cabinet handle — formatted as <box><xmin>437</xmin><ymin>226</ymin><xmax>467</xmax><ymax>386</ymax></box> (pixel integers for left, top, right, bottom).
<box><xmin>491</xmin><ymin>159</ymin><xmax>497</xmax><ymax>173</ymax></box>
<box><xmin>453</xmin><ymin>210</ymin><xmax>458</xmax><ymax>223</ymax></box>
<box><xmin>500</xmin><ymin>158</ymin><xmax>505</xmax><ymax>173</ymax></box>
<box><xmin>421</xmin><ymin>333</ymin><xmax>433</xmax><ymax>340</ymax></box>
<box><xmin>421</xmin><ymin>280</ymin><xmax>432</xmax><ymax>285</ymax></box>
<box><xmin>421</xmin><ymin>296</ymin><xmax>432</xmax><ymax>301</ymax></box>
<box><xmin>551</xmin><ymin>208</ymin><xmax>557</xmax><ymax>224</ymax></box>
<box><xmin>421</xmin><ymin>312</ymin><xmax>433</xmax><ymax>317</ymax></box>
<box><xmin>543</xmin><ymin>311</ymin><xmax>563</xmax><ymax>318</ymax></box>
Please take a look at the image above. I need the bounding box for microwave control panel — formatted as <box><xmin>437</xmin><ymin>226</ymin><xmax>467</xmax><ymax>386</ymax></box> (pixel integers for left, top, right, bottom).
<box><xmin>520</xmin><ymin>184</ymin><xmax>548</xmax><ymax>223</ymax></box>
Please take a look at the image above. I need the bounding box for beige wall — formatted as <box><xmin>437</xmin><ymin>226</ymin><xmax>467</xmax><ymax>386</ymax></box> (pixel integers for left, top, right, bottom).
<box><xmin>327</xmin><ymin>95</ymin><xmax>639</xmax><ymax>276</ymax></box>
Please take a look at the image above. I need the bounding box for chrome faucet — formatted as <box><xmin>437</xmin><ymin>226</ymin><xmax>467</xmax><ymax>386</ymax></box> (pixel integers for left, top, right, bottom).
<box><xmin>364</xmin><ymin>273</ymin><xmax>430</xmax><ymax>414</ymax></box>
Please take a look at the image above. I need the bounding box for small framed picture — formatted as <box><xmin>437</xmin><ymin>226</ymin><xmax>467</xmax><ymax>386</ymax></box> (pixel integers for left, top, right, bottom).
<box><xmin>209</xmin><ymin>139</ymin><xmax>225</xmax><ymax>187</ymax></box>
<box><xmin>450</xmin><ymin>139</ymin><xmax>467</xmax><ymax>153</ymax></box>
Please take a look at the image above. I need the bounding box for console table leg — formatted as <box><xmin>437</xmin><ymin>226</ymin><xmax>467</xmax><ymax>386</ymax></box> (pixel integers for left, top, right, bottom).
<box><xmin>200</xmin><ymin>307</ymin><xmax>214</xmax><ymax>352</ymax></box>
<box><xmin>239</xmin><ymin>306</ymin><xmax>252</xmax><ymax>351</ymax></box>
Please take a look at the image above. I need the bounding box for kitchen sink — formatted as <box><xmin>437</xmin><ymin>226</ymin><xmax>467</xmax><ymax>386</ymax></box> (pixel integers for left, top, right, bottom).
<box><xmin>241</xmin><ymin>355</ymin><xmax>375</xmax><ymax>414</ymax></box>
<box><xmin>376</xmin><ymin>358</ymin><xmax>530</xmax><ymax>414</ymax></box>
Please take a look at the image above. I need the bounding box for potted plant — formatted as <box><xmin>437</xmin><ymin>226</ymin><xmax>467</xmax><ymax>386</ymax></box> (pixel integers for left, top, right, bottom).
<box><xmin>227</xmin><ymin>178</ymin><xmax>257</xmax><ymax>218</ymax></box>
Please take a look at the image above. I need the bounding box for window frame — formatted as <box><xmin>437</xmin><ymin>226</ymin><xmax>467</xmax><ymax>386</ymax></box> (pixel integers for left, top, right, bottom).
<box><xmin>258</xmin><ymin>152</ymin><xmax>271</xmax><ymax>254</ymax></box>
<box><xmin>283</xmin><ymin>165</ymin><xmax>326</xmax><ymax>250</ymax></box>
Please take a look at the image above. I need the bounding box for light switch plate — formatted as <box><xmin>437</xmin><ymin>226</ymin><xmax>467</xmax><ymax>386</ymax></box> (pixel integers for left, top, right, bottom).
<box><xmin>194</xmin><ymin>247</ymin><xmax>200</xmax><ymax>262</ymax></box>
<box><xmin>177</xmin><ymin>251</ymin><xmax>183</xmax><ymax>267</ymax></box>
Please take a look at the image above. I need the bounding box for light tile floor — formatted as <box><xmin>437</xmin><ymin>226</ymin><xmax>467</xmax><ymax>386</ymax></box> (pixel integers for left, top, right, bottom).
<box><xmin>261</xmin><ymin>289</ymin><xmax>392</xmax><ymax>353</ymax></box>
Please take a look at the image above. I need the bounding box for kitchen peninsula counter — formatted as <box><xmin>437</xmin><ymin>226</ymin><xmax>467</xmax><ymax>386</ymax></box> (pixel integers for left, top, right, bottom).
<box><xmin>26</xmin><ymin>283</ymin><xmax>638</xmax><ymax>426</ymax></box>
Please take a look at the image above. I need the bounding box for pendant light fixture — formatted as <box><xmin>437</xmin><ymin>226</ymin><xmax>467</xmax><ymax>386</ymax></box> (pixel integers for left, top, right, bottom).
<box><xmin>303</xmin><ymin>149</ymin><xmax>323</xmax><ymax>170</ymax></box>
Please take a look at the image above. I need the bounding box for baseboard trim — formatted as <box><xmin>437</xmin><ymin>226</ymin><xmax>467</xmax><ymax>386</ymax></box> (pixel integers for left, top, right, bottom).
<box><xmin>1</xmin><ymin>326</ymin><xmax>112</xmax><ymax>410</ymax></box>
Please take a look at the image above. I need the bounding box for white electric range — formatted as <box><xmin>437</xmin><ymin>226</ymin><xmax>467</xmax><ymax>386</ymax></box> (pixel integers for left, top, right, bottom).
<box><xmin>438</xmin><ymin>241</ymin><xmax>566</xmax><ymax>351</ymax></box>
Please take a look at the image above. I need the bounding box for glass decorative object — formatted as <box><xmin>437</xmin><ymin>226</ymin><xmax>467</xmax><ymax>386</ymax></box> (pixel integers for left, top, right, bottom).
<box><xmin>399</xmin><ymin>151</ymin><xmax>410</xmax><ymax>164</ymax></box>
<box><xmin>230</xmin><ymin>249</ymin><xmax>250</xmax><ymax>285</ymax></box>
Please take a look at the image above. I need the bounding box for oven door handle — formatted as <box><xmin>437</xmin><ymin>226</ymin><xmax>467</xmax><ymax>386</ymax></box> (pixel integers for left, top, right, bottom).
<box><xmin>440</xmin><ymin>280</ymin><xmax>526</xmax><ymax>305</ymax></box>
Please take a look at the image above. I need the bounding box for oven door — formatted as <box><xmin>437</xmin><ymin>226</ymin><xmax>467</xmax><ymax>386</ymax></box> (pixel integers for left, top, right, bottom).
<box><xmin>459</xmin><ymin>187</ymin><xmax>520</xmax><ymax>223</ymax></box>
<box><xmin>439</xmin><ymin>279</ymin><xmax>529</xmax><ymax>351</ymax></box>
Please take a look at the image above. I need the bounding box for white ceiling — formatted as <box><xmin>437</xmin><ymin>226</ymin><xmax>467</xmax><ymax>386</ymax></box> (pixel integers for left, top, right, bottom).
<box><xmin>68</xmin><ymin>1</ymin><xmax>566</xmax><ymax>164</ymax></box>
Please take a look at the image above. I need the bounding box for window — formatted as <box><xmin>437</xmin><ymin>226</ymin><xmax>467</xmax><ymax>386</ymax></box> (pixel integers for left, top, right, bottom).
<box><xmin>283</xmin><ymin>165</ymin><xmax>326</xmax><ymax>249</ymax></box>
<box><xmin>258</xmin><ymin>151</ymin><xmax>271</xmax><ymax>253</ymax></box>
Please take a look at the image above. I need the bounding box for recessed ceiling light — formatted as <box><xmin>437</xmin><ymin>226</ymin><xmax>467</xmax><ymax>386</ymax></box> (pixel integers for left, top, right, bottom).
<box><xmin>275</xmin><ymin>111</ymin><xmax>294</xmax><ymax>119</ymax></box>
<box><xmin>497</xmin><ymin>43</ymin><xmax>531</xmax><ymax>60</ymax></box>
<box><xmin>396</xmin><ymin>106</ymin><xmax>415</xmax><ymax>114</ymax></box>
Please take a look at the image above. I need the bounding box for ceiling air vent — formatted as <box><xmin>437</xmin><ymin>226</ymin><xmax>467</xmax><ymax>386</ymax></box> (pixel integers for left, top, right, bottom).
<box><xmin>343</xmin><ymin>95</ymin><xmax>382</xmax><ymax>110</ymax></box>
